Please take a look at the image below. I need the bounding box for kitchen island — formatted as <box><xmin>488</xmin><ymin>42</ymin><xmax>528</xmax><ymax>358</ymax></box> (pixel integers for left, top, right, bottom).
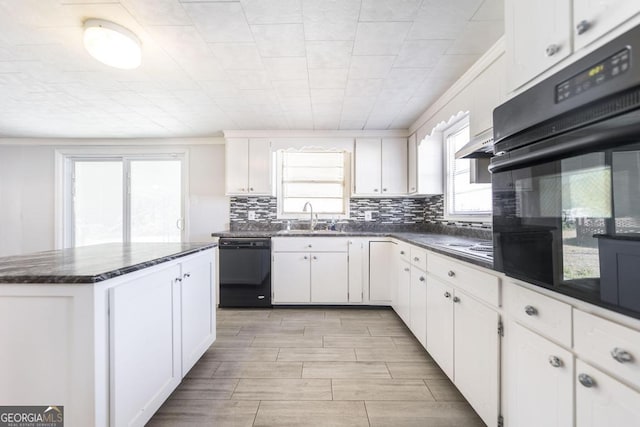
<box><xmin>0</xmin><ymin>243</ymin><xmax>217</xmax><ymax>427</ymax></box>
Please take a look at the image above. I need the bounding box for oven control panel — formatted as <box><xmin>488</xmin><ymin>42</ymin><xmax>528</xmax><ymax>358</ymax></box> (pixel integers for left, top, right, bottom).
<box><xmin>556</xmin><ymin>48</ymin><xmax>631</xmax><ymax>103</ymax></box>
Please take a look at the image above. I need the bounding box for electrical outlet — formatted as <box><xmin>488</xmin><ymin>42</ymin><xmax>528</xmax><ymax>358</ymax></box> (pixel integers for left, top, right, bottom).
<box><xmin>248</xmin><ymin>211</ymin><xmax>256</xmax><ymax>220</ymax></box>
<box><xmin>364</xmin><ymin>211</ymin><xmax>374</xmax><ymax>221</ymax></box>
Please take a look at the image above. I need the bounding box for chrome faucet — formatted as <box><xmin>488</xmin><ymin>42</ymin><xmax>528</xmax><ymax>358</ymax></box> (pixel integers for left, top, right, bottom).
<box><xmin>302</xmin><ymin>202</ymin><xmax>317</xmax><ymax>231</ymax></box>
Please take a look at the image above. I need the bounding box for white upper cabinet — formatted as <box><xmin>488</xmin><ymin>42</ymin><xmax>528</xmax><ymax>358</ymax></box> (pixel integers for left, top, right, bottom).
<box><xmin>469</xmin><ymin>55</ymin><xmax>506</xmax><ymax>137</ymax></box>
<box><xmin>505</xmin><ymin>0</ymin><xmax>572</xmax><ymax>91</ymax></box>
<box><xmin>354</xmin><ymin>137</ymin><xmax>407</xmax><ymax>196</ymax></box>
<box><xmin>573</xmin><ymin>0</ymin><xmax>640</xmax><ymax>50</ymax></box>
<box><xmin>407</xmin><ymin>133</ymin><xmax>418</xmax><ymax>194</ymax></box>
<box><xmin>225</xmin><ymin>138</ymin><xmax>271</xmax><ymax>196</ymax></box>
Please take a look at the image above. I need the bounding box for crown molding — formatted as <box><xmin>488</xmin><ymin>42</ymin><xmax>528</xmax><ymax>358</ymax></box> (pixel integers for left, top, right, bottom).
<box><xmin>0</xmin><ymin>137</ymin><xmax>226</xmax><ymax>146</ymax></box>
<box><xmin>222</xmin><ymin>129</ymin><xmax>410</xmax><ymax>139</ymax></box>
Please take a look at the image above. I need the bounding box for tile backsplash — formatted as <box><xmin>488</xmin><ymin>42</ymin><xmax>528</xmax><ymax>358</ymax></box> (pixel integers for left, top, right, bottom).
<box><xmin>229</xmin><ymin>195</ymin><xmax>490</xmax><ymax>231</ymax></box>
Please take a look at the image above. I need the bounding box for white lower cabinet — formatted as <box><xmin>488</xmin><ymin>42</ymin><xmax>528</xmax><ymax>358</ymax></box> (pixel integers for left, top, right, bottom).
<box><xmin>369</xmin><ymin>241</ymin><xmax>394</xmax><ymax>302</ymax></box>
<box><xmin>426</xmin><ymin>276</ymin><xmax>455</xmax><ymax>379</ymax></box>
<box><xmin>503</xmin><ymin>320</ymin><xmax>574</xmax><ymax>427</ymax></box>
<box><xmin>409</xmin><ymin>265</ymin><xmax>427</xmax><ymax>349</ymax></box>
<box><xmin>576</xmin><ymin>359</ymin><xmax>640</xmax><ymax>426</ymax></box>
<box><xmin>271</xmin><ymin>238</ymin><xmax>349</xmax><ymax>304</ymax></box>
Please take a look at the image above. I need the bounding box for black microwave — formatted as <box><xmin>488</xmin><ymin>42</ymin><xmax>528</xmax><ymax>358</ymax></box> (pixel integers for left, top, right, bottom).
<box><xmin>491</xmin><ymin>23</ymin><xmax>640</xmax><ymax>319</ymax></box>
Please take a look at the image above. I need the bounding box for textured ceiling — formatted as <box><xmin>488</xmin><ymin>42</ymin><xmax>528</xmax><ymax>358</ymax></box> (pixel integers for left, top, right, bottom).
<box><xmin>0</xmin><ymin>0</ymin><xmax>503</xmax><ymax>138</ymax></box>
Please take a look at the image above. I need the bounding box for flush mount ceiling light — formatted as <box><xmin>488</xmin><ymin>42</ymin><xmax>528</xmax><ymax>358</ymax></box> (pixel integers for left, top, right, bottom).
<box><xmin>83</xmin><ymin>19</ymin><xmax>141</xmax><ymax>70</ymax></box>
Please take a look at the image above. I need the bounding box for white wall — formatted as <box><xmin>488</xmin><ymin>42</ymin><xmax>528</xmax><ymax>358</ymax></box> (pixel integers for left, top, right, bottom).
<box><xmin>0</xmin><ymin>141</ymin><xmax>228</xmax><ymax>257</ymax></box>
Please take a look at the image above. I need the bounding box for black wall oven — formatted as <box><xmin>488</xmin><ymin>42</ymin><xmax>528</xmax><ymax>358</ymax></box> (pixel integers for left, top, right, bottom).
<box><xmin>491</xmin><ymin>24</ymin><xmax>640</xmax><ymax>319</ymax></box>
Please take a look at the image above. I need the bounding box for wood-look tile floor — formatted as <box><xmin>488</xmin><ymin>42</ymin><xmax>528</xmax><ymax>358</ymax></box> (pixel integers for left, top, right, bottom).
<box><xmin>147</xmin><ymin>307</ymin><xmax>485</xmax><ymax>427</ymax></box>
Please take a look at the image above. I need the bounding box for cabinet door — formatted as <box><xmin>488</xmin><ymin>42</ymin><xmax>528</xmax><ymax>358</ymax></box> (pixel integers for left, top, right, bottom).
<box><xmin>354</xmin><ymin>138</ymin><xmax>382</xmax><ymax>195</ymax></box>
<box><xmin>417</xmin><ymin>134</ymin><xmax>443</xmax><ymax>195</ymax></box>
<box><xmin>181</xmin><ymin>253</ymin><xmax>216</xmax><ymax>377</ymax></box>
<box><xmin>576</xmin><ymin>359</ymin><xmax>640</xmax><ymax>426</ymax></box>
<box><xmin>409</xmin><ymin>267</ymin><xmax>427</xmax><ymax>349</ymax></box>
<box><xmin>453</xmin><ymin>290</ymin><xmax>500</xmax><ymax>427</ymax></box>
<box><xmin>505</xmin><ymin>0</ymin><xmax>571</xmax><ymax>91</ymax></box>
<box><xmin>574</xmin><ymin>0</ymin><xmax>640</xmax><ymax>50</ymax></box>
<box><xmin>110</xmin><ymin>264</ymin><xmax>181</xmax><ymax>427</ymax></box>
<box><xmin>272</xmin><ymin>253</ymin><xmax>310</xmax><ymax>303</ymax></box>
<box><xmin>311</xmin><ymin>252</ymin><xmax>349</xmax><ymax>303</ymax></box>
<box><xmin>407</xmin><ymin>133</ymin><xmax>418</xmax><ymax>194</ymax></box>
<box><xmin>381</xmin><ymin>137</ymin><xmax>408</xmax><ymax>195</ymax></box>
<box><xmin>396</xmin><ymin>259</ymin><xmax>411</xmax><ymax>326</ymax></box>
<box><xmin>248</xmin><ymin>138</ymin><xmax>272</xmax><ymax>195</ymax></box>
<box><xmin>225</xmin><ymin>138</ymin><xmax>249</xmax><ymax>195</ymax></box>
<box><xmin>470</xmin><ymin>55</ymin><xmax>505</xmax><ymax>137</ymax></box>
<box><xmin>348</xmin><ymin>239</ymin><xmax>364</xmax><ymax>303</ymax></box>
<box><xmin>369</xmin><ymin>241</ymin><xmax>393</xmax><ymax>302</ymax></box>
<box><xmin>504</xmin><ymin>321</ymin><xmax>574</xmax><ymax>427</ymax></box>
<box><xmin>426</xmin><ymin>276</ymin><xmax>454</xmax><ymax>379</ymax></box>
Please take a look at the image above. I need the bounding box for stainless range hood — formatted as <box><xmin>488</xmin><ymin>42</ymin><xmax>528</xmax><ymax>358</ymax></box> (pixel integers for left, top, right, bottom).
<box><xmin>455</xmin><ymin>128</ymin><xmax>494</xmax><ymax>184</ymax></box>
<box><xmin>455</xmin><ymin>128</ymin><xmax>494</xmax><ymax>159</ymax></box>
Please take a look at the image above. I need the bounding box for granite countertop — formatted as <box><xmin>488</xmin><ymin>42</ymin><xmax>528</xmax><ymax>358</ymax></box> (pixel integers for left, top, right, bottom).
<box><xmin>0</xmin><ymin>242</ymin><xmax>218</xmax><ymax>284</ymax></box>
<box><xmin>212</xmin><ymin>230</ymin><xmax>493</xmax><ymax>270</ymax></box>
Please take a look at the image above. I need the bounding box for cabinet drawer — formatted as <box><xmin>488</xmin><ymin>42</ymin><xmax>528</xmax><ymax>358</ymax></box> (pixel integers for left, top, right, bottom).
<box><xmin>574</xmin><ymin>309</ymin><xmax>640</xmax><ymax>390</ymax></box>
<box><xmin>272</xmin><ymin>237</ymin><xmax>348</xmax><ymax>253</ymax></box>
<box><xmin>397</xmin><ymin>242</ymin><xmax>411</xmax><ymax>263</ymax></box>
<box><xmin>504</xmin><ymin>284</ymin><xmax>572</xmax><ymax>347</ymax></box>
<box><xmin>410</xmin><ymin>247</ymin><xmax>427</xmax><ymax>271</ymax></box>
<box><xmin>427</xmin><ymin>253</ymin><xmax>499</xmax><ymax>307</ymax></box>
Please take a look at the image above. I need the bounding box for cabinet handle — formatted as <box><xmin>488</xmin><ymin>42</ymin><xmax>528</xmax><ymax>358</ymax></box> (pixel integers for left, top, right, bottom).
<box><xmin>419</xmin><ymin>276</ymin><xmax>425</xmax><ymax>282</ymax></box>
<box><xmin>548</xmin><ymin>356</ymin><xmax>563</xmax><ymax>368</ymax></box>
<box><xmin>404</xmin><ymin>267</ymin><xmax>410</xmax><ymax>272</ymax></box>
<box><xmin>611</xmin><ymin>347</ymin><xmax>633</xmax><ymax>363</ymax></box>
<box><xmin>453</xmin><ymin>296</ymin><xmax>460</xmax><ymax>303</ymax></box>
<box><xmin>444</xmin><ymin>292</ymin><xmax>451</xmax><ymax>299</ymax></box>
<box><xmin>578</xmin><ymin>373</ymin><xmax>596</xmax><ymax>388</ymax></box>
<box><xmin>524</xmin><ymin>305</ymin><xmax>538</xmax><ymax>316</ymax></box>
<box><xmin>447</xmin><ymin>270</ymin><xmax>455</xmax><ymax>277</ymax></box>
<box><xmin>183</xmin><ymin>273</ymin><xmax>191</xmax><ymax>278</ymax></box>
<box><xmin>576</xmin><ymin>19</ymin><xmax>591</xmax><ymax>35</ymax></box>
<box><xmin>546</xmin><ymin>44</ymin><xmax>560</xmax><ymax>57</ymax></box>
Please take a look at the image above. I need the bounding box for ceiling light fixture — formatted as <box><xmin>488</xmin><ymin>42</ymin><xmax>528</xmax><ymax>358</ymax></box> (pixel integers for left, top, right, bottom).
<box><xmin>83</xmin><ymin>19</ymin><xmax>141</xmax><ymax>70</ymax></box>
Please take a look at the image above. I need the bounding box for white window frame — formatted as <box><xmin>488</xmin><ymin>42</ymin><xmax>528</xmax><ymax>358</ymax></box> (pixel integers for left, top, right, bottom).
<box><xmin>443</xmin><ymin>116</ymin><xmax>492</xmax><ymax>222</ymax></box>
<box><xmin>275</xmin><ymin>149</ymin><xmax>351</xmax><ymax>220</ymax></box>
<box><xmin>54</xmin><ymin>148</ymin><xmax>189</xmax><ymax>249</ymax></box>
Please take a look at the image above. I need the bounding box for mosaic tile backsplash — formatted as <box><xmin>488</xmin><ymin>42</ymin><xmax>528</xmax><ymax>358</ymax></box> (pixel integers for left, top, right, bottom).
<box><xmin>229</xmin><ymin>195</ymin><xmax>490</xmax><ymax>231</ymax></box>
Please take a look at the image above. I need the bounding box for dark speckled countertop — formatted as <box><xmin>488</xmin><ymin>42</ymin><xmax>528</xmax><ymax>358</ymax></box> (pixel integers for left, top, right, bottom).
<box><xmin>0</xmin><ymin>242</ymin><xmax>217</xmax><ymax>284</ymax></box>
<box><xmin>212</xmin><ymin>230</ymin><xmax>493</xmax><ymax>270</ymax></box>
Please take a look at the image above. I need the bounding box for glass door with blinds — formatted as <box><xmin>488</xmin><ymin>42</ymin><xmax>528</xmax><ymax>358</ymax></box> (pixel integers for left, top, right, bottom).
<box><xmin>70</xmin><ymin>156</ymin><xmax>184</xmax><ymax>247</ymax></box>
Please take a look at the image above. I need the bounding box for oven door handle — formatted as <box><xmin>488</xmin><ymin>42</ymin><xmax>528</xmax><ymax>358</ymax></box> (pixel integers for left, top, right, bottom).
<box><xmin>489</xmin><ymin>113</ymin><xmax>640</xmax><ymax>173</ymax></box>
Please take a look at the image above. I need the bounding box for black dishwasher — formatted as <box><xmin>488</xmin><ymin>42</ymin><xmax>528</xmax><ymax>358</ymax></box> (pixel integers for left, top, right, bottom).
<box><xmin>219</xmin><ymin>238</ymin><xmax>271</xmax><ymax>307</ymax></box>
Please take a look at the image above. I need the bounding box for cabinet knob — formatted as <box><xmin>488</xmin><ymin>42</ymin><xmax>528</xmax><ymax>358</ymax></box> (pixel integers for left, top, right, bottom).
<box><xmin>411</xmin><ymin>187</ymin><xmax>416</xmax><ymax>191</ymax></box>
<box><xmin>308</xmin><ymin>244</ymin><xmax>312</xmax><ymax>248</ymax></box>
<box><xmin>404</xmin><ymin>267</ymin><xmax>410</xmax><ymax>272</ymax></box>
<box><xmin>548</xmin><ymin>356</ymin><xmax>563</xmax><ymax>368</ymax></box>
<box><xmin>419</xmin><ymin>276</ymin><xmax>425</xmax><ymax>282</ymax></box>
<box><xmin>374</xmin><ymin>188</ymin><xmax>379</xmax><ymax>192</ymax></box>
<box><xmin>175</xmin><ymin>277</ymin><xmax>183</xmax><ymax>283</ymax></box>
<box><xmin>313</xmin><ymin>256</ymin><xmax>318</xmax><ymax>260</ymax></box>
<box><xmin>578</xmin><ymin>373</ymin><xmax>596</xmax><ymax>388</ymax></box>
<box><xmin>414</xmin><ymin>257</ymin><xmax>420</xmax><ymax>262</ymax></box>
<box><xmin>304</xmin><ymin>256</ymin><xmax>308</xmax><ymax>260</ymax></box>
<box><xmin>611</xmin><ymin>347</ymin><xmax>633</xmax><ymax>363</ymax></box>
<box><xmin>383</xmin><ymin>188</ymin><xmax>388</xmax><ymax>192</ymax></box>
<box><xmin>400</xmin><ymin>251</ymin><xmax>405</xmax><ymax>255</ymax></box>
<box><xmin>453</xmin><ymin>296</ymin><xmax>460</xmax><ymax>303</ymax></box>
<box><xmin>240</xmin><ymin>188</ymin><xmax>246</xmax><ymax>192</ymax></box>
<box><xmin>447</xmin><ymin>270</ymin><xmax>455</xmax><ymax>277</ymax></box>
<box><xmin>183</xmin><ymin>272</ymin><xmax>191</xmax><ymax>278</ymax></box>
<box><xmin>444</xmin><ymin>292</ymin><xmax>451</xmax><ymax>299</ymax></box>
<box><xmin>524</xmin><ymin>305</ymin><xmax>538</xmax><ymax>316</ymax></box>
<box><xmin>546</xmin><ymin>44</ymin><xmax>560</xmax><ymax>57</ymax></box>
<box><xmin>249</xmin><ymin>187</ymin><xmax>254</xmax><ymax>191</ymax></box>
<box><xmin>576</xmin><ymin>19</ymin><xmax>591</xmax><ymax>35</ymax></box>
